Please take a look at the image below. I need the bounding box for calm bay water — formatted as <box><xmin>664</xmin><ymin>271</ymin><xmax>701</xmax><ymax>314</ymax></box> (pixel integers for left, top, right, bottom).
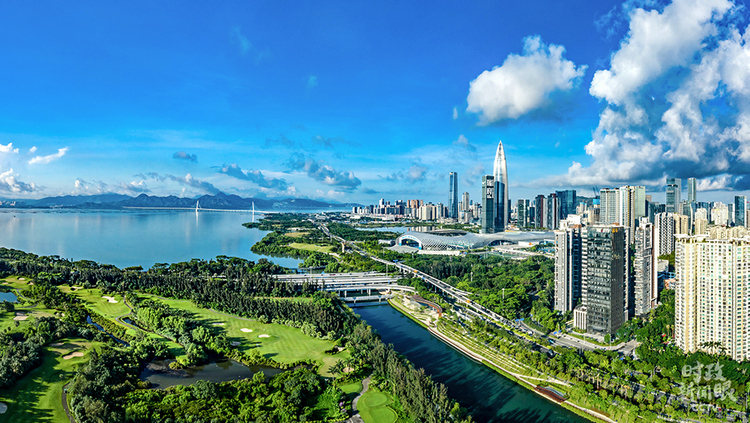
<box><xmin>0</xmin><ymin>209</ymin><xmax>301</xmax><ymax>269</ymax></box>
<box><xmin>356</xmin><ymin>305</ymin><xmax>590</xmax><ymax>423</ymax></box>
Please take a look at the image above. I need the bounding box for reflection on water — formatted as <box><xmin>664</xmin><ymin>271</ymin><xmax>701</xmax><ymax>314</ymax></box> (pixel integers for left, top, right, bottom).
<box><xmin>140</xmin><ymin>360</ymin><xmax>285</xmax><ymax>389</ymax></box>
<box><xmin>356</xmin><ymin>305</ymin><xmax>589</xmax><ymax>423</ymax></box>
<box><xmin>0</xmin><ymin>209</ymin><xmax>302</xmax><ymax>269</ymax></box>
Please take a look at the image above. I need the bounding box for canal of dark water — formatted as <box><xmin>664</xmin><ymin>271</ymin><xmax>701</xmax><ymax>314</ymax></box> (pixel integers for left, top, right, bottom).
<box><xmin>355</xmin><ymin>305</ymin><xmax>590</xmax><ymax>423</ymax></box>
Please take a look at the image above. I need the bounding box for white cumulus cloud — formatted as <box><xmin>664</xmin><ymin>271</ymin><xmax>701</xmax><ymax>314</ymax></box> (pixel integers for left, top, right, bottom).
<box><xmin>466</xmin><ymin>36</ymin><xmax>586</xmax><ymax>124</ymax></box>
<box><xmin>542</xmin><ymin>0</ymin><xmax>750</xmax><ymax>191</ymax></box>
<box><xmin>590</xmin><ymin>0</ymin><xmax>732</xmax><ymax>105</ymax></box>
<box><xmin>29</xmin><ymin>147</ymin><xmax>68</xmax><ymax>165</ymax></box>
<box><xmin>0</xmin><ymin>169</ymin><xmax>36</xmax><ymax>193</ymax></box>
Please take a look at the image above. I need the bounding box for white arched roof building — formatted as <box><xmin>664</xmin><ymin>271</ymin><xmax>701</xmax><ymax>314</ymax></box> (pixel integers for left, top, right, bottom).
<box><xmin>395</xmin><ymin>230</ymin><xmax>553</xmax><ymax>251</ymax></box>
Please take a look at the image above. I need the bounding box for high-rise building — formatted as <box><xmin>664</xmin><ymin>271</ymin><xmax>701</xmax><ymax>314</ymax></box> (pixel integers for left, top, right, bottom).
<box><xmin>674</xmin><ymin>214</ymin><xmax>690</xmax><ymax>235</ymax></box>
<box><xmin>712</xmin><ymin>202</ymin><xmax>729</xmax><ymax>226</ymax></box>
<box><xmin>694</xmin><ymin>218</ymin><xmax>708</xmax><ymax>235</ymax></box>
<box><xmin>546</xmin><ymin>193</ymin><xmax>559</xmax><ymax>230</ymax></box>
<box><xmin>600</xmin><ymin>188</ymin><xmax>618</xmax><ymax>224</ymax></box>
<box><xmin>675</xmin><ymin>235</ymin><xmax>750</xmax><ymax>361</ymax></box>
<box><xmin>554</xmin><ymin>220</ymin><xmax>583</xmax><ymax>312</ymax></box>
<box><xmin>735</xmin><ymin>195</ymin><xmax>746</xmax><ymax>227</ymax></box>
<box><xmin>654</xmin><ymin>212</ymin><xmax>676</xmax><ymax>257</ymax></box>
<box><xmin>517</xmin><ymin>199</ymin><xmax>530</xmax><ymax>228</ymax></box>
<box><xmin>493</xmin><ymin>141</ymin><xmax>509</xmax><ymax>232</ymax></box>
<box><xmin>481</xmin><ymin>175</ymin><xmax>495</xmax><ymax>234</ymax></box>
<box><xmin>534</xmin><ymin>195</ymin><xmax>545</xmax><ymax>229</ymax></box>
<box><xmin>634</xmin><ymin>218</ymin><xmax>657</xmax><ymax>315</ymax></box>
<box><xmin>449</xmin><ymin>172</ymin><xmax>458</xmax><ymax>219</ymax></box>
<box><xmin>556</xmin><ymin>190</ymin><xmax>577</xmax><ymax>221</ymax></box>
<box><xmin>687</xmin><ymin>177</ymin><xmax>697</xmax><ymax>203</ymax></box>
<box><xmin>666</xmin><ymin>177</ymin><xmax>681</xmax><ymax>214</ymax></box>
<box><xmin>584</xmin><ymin>225</ymin><xmax>626</xmax><ymax>336</ymax></box>
<box><xmin>617</xmin><ymin>185</ymin><xmax>646</xmax><ymax>242</ymax></box>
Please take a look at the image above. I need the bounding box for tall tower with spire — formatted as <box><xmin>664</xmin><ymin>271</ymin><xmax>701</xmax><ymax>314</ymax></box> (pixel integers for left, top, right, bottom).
<box><xmin>493</xmin><ymin>140</ymin><xmax>509</xmax><ymax>232</ymax></box>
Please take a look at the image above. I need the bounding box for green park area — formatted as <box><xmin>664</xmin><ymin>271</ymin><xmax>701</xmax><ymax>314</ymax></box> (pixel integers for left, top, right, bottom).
<box><xmin>133</xmin><ymin>294</ymin><xmax>350</xmax><ymax>376</ymax></box>
<box><xmin>358</xmin><ymin>389</ymin><xmax>398</xmax><ymax>423</ymax></box>
<box><xmin>0</xmin><ymin>337</ymin><xmax>102</xmax><ymax>423</ymax></box>
<box><xmin>289</xmin><ymin>242</ymin><xmax>335</xmax><ymax>254</ymax></box>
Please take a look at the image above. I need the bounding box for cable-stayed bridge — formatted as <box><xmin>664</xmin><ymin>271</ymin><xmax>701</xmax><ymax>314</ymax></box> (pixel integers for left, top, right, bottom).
<box><xmin>123</xmin><ymin>201</ymin><xmax>279</xmax><ymax>216</ymax></box>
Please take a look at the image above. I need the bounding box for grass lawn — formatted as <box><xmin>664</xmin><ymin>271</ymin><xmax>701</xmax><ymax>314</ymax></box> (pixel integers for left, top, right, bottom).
<box><xmin>58</xmin><ymin>286</ymin><xmax>131</xmax><ymax>320</ymax></box>
<box><xmin>289</xmin><ymin>242</ymin><xmax>335</xmax><ymax>254</ymax></box>
<box><xmin>0</xmin><ymin>337</ymin><xmax>102</xmax><ymax>423</ymax></box>
<box><xmin>55</xmin><ymin>286</ymin><xmax>186</xmax><ymax>359</ymax></box>
<box><xmin>0</xmin><ymin>277</ymin><xmax>60</xmax><ymax>334</ymax></box>
<box><xmin>136</xmin><ymin>294</ymin><xmax>350</xmax><ymax>376</ymax></box>
<box><xmin>358</xmin><ymin>390</ymin><xmax>398</xmax><ymax>423</ymax></box>
<box><xmin>338</xmin><ymin>380</ymin><xmax>363</xmax><ymax>402</ymax></box>
<box><xmin>284</xmin><ymin>231</ymin><xmax>310</xmax><ymax>238</ymax></box>
<box><xmin>1</xmin><ymin>276</ymin><xmax>33</xmax><ymax>291</ymax></box>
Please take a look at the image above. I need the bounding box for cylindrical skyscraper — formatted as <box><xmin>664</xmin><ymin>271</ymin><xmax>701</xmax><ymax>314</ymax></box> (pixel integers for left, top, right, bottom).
<box><xmin>493</xmin><ymin>141</ymin><xmax>509</xmax><ymax>232</ymax></box>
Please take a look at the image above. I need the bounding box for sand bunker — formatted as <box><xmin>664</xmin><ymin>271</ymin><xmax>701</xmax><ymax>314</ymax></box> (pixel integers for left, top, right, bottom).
<box><xmin>13</xmin><ymin>313</ymin><xmax>27</xmax><ymax>321</ymax></box>
<box><xmin>102</xmin><ymin>296</ymin><xmax>118</xmax><ymax>303</ymax></box>
<box><xmin>212</xmin><ymin>323</ymin><xmax>226</xmax><ymax>326</ymax></box>
<box><xmin>258</xmin><ymin>334</ymin><xmax>270</xmax><ymax>338</ymax></box>
<box><xmin>50</xmin><ymin>342</ymin><xmax>63</xmax><ymax>347</ymax></box>
<box><xmin>240</xmin><ymin>328</ymin><xmax>253</xmax><ymax>333</ymax></box>
<box><xmin>230</xmin><ymin>341</ymin><xmax>241</xmax><ymax>346</ymax></box>
<box><xmin>0</xmin><ymin>402</ymin><xmax>7</xmax><ymax>414</ymax></box>
<box><xmin>18</xmin><ymin>278</ymin><xmax>24</xmax><ymax>281</ymax></box>
<box><xmin>63</xmin><ymin>352</ymin><xmax>84</xmax><ymax>360</ymax></box>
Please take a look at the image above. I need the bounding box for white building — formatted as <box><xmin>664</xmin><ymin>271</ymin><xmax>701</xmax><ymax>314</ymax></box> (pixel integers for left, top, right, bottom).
<box><xmin>675</xmin><ymin>235</ymin><xmax>750</xmax><ymax>361</ymax></box>
<box><xmin>654</xmin><ymin>212</ymin><xmax>676</xmax><ymax>257</ymax></box>
<box><xmin>554</xmin><ymin>219</ymin><xmax>583</xmax><ymax>312</ymax></box>
<box><xmin>634</xmin><ymin>218</ymin><xmax>658</xmax><ymax>315</ymax></box>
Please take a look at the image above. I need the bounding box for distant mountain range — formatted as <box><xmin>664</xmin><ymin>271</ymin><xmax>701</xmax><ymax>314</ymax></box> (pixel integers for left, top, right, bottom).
<box><xmin>0</xmin><ymin>192</ymin><xmax>359</xmax><ymax>210</ymax></box>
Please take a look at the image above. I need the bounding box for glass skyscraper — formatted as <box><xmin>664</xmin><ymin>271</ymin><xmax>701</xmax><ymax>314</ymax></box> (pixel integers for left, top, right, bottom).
<box><xmin>556</xmin><ymin>189</ymin><xmax>577</xmax><ymax>221</ymax></box>
<box><xmin>735</xmin><ymin>195</ymin><xmax>746</xmax><ymax>227</ymax></box>
<box><xmin>448</xmin><ymin>172</ymin><xmax>458</xmax><ymax>219</ymax></box>
<box><xmin>687</xmin><ymin>177</ymin><xmax>697</xmax><ymax>203</ymax></box>
<box><xmin>666</xmin><ymin>177</ymin><xmax>681</xmax><ymax>214</ymax></box>
<box><xmin>493</xmin><ymin>141</ymin><xmax>508</xmax><ymax>232</ymax></box>
<box><xmin>481</xmin><ymin>175</ymin><xmax>495</xmax><ymax>234</ymax></box>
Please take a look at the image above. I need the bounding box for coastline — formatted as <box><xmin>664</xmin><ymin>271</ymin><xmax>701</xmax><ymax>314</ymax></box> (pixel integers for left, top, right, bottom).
<box><xmin>386</xmin><ymin>298</ymin><xmax>616</xmax><ymax>423</ymax></box>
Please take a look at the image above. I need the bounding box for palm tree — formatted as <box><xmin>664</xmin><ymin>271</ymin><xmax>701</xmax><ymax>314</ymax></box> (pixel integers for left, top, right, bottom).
<box><xmin>329</xmin><ymin>360</ymin><xmax>346</xmax><ymax>377</ymax></box>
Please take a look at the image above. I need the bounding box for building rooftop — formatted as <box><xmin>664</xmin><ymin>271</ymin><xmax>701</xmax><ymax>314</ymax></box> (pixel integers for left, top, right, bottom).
<box><xmin>395</xmin><ymin>230</ymin><xmax>554</xmax><ymax>251</ymax></box>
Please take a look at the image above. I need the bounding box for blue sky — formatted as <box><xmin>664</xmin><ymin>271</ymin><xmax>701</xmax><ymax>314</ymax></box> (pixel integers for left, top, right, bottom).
<box><xmin>1</xmin><ymin>0</ymin><xmax>749</xmax><ymax>204</ymax></box>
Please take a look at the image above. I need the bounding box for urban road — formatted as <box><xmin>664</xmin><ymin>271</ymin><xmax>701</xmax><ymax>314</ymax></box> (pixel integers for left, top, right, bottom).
<box><xmin>316</xmin><ymin>222</ymin><xmax>749</xmax><ymax>423</ymax></box>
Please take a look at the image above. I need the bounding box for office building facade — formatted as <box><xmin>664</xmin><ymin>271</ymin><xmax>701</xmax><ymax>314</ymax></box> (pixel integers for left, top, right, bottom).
<box><xmin>584</xmin><ymin>225</ymin><xmax>626</xmax><ymax>336</ymax></box>
<box><xmin>493</xmin><ymin>141</ymin><xmax>509</xmax><ymax>232</ymax></box>
<box><xmin>554</xmin><ymin>221</ymin><xmax>583</xmax><ymax>312</ymax></box>
<box><xmin>687</xmin><ymin>177</ymin><xmax>697</xmax><ymax>203</ymax></box>
<box><xmin>666</xmin><ymin>177</ymin><xmax>681</xmax><ymax>214</ymax></box>
<box><xmin>735</xmin><ymin>196</ymin><xmax>746</xmax><ymax>227</ymax></box>
<box><xmin>449</xmin><ymin>172</ymin><xmax>458</xmax><ymax>219</ymax></box>
<box><xmin>517</xmin><ymin>199</ymin><xmax>530</xmax><ymax>228</ymax></box>
<box><xmin>481</xmin><ymin>175</ymin><xmax>495</xmax><ymax>234</ymax></box>
<box><xmin>634</xmin><ymin>218</ymin><xmax>657</xmax><ymax>315</ymax></box>
<box><xmin>556</xmin><ymin>190</ymin><xmax>577</xmax><ymax>221</ymax></box>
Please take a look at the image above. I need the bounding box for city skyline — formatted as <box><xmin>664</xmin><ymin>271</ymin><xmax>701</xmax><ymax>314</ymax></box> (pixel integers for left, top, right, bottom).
<box><xmin>3</xmin><ymin>1</ymin><xmax>750</xmax><ymax>204</ymax></box>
